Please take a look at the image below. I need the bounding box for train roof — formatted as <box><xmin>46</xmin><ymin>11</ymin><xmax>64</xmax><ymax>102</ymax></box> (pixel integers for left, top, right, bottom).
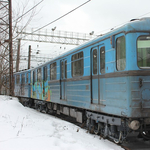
<box><xmin>15</xmin><ymin>17</ymin><xmax>150</xmax><ymax>73</ymax></box>
<box><xmin>48</xmin><ymin>17</ymin><xmax>150</xmax><ymax>61</ymax></box>
<box><xmin>14</xmin><ymin>69</ymin><xmax>30</xmax><ymax>75</ymax></box>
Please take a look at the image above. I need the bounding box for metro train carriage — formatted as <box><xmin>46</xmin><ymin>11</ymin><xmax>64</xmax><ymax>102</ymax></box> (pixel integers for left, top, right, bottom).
<box><xmin>14</xmin><ymin>18</ymin><xmax>150</xmax><ymax>143</ymax></box>
<box><xmin>14</xmin><ymin>70</ymin><xmax>31</xmax><ymax>98</ymax></box>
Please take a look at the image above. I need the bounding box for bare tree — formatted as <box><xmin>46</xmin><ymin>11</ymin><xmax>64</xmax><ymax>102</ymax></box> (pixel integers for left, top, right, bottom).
<box><xmin>0</xmin><ymin>0</ymin><xmax>37</xmax><ymax>95</ymax></box>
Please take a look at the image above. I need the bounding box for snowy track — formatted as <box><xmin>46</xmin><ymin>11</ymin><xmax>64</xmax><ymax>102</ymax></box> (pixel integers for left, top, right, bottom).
<box><xmin>0</xmin><ymin>96</ymin><xmax>123</xmax><ymax>150</ymax></box>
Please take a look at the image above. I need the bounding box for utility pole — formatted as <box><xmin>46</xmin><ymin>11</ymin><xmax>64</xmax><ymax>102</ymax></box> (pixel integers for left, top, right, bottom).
<box><xmin>16</xmin><ymin>39</ymin><xmax>21</xmax><ymax>72</ymax></box>
<box><xmin>28</xmin><ymin>45</ymin><xmax>31</xmax><ymax>69</ymax></box>
<box><xmin>8</xmin><ymin>0</ymin><xmax>14</xmax><ymax>96</ymax></box>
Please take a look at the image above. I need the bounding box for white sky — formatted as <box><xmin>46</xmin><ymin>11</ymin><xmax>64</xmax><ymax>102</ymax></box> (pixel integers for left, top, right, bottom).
<box><xmin>12</xmin><ymin>0</ymin><xmax>150</xmax><ymax>69</ymax></box>
<box><xmin>14</xmin><ymin>0</ymin><xmax>150</xmax><ymax>33</ymax></box>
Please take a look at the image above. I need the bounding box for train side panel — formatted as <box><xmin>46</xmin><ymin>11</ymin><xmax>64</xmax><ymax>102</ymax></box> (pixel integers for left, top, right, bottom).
<box><xmin>130</xmin><ymin>76</ymin><xmax>150</xmax><ymax>118</ymax></box>
<box><xmin>14</xmin><ymin>71</ymin><xmax>30</xmax><ymax>98</ymax></box>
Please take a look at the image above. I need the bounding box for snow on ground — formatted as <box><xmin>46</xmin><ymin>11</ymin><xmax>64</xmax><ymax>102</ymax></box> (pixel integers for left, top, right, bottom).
<box><xmin>0</xmin><ymin>95</ymin><xmax>124</xmax><ymax>150</ymax></box>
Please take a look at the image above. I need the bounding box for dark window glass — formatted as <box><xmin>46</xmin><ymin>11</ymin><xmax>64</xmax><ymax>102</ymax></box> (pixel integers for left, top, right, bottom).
<box><xmin>33</xmin><ymin>71</ymin><xmax>36</xmax><ymax>83</ymax></box>
<box><xmin>71</xmin><ymin>52</ymin><xmax>83</xmax><ymax>77</ymax></box>
<box><xmin>61</xmin><ymin>61</ymin><xmax>64</xmax><ymax>79</ymax></box>
<box><xmin>31</xmin><ymin>72</ymin><xmax>32</xmax><ymax>83</ymax></box>
<box><xmin>137</xmin><ymin>36</ymin><xmax>150</xmax><ymax>68</ymax></box>
<box><xmin>93</xmin><ymin>49</ymin><xmax>97</xmax><ymax>74</ymax></box>
<box><xmin>100</xmin><ymin>47</ymin><xmax>105</xmax><ymax>74</ymax></box>
<box><xmin>37</xmin><ymin>68</ymin><xmax>42</xmax><ymax>82</ymax></box>
<box><xmin>21</xmin><ymin>74</ymin><xmax>25</xmax><ymax>84</ymax></box>
<box><xmin>43</xmin><ymin>66</ymin><xmax>47</xmax><ymax>81</ymax></box>
<box><xmin>116</xmin><ymin>36</ymin><xmax>126</xmax><ymax>70</ymax></box>
<box><xmin>26</xmin><ymin>73</ymin><xmax>28</xmax><ymax>83</ymax></box>
<box><xmin>16</xmin><ymin>75</ymin><xmax>20</xmax><ymax>84</ymax></box>
<box><xmin>65</xmin><ymin>60</ymin><xmax>67</xmax><ymax>78</ymax></box>
<box><xmin>50</xmin><ymin>62</ymin><xmax>57</xmax><ymax>80</ymax></box>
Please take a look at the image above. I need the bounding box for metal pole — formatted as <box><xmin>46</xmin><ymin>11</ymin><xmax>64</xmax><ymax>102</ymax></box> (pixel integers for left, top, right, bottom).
<box><xmin>28</xmin><ymin>45</ymin><xmax>31</xmax><ymax>69</ymax></box>
<box><xmin>16</xmin><ymin>39</ymin><xmax>21</xmax><ymax>72</ymax></box>
<box><xmin>8</xmin><ymin>0</ymin><xmax>14</xmax><ymax>96</ymax></box>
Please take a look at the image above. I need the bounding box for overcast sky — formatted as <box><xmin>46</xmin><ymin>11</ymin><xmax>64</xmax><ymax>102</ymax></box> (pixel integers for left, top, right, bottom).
<box><xmin>13</xmin><ymin>0</ymin><xmax>150</xmax><ymax>33</ymax></box>
<box><xmin>12</xmin><ymin>0</ymin><xmax>150</xmax><ymax>68</ymax></box>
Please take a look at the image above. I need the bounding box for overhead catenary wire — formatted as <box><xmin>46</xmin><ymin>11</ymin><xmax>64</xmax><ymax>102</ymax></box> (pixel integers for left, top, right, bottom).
<box><xmin>138</xmin><ymin>11</ymin><xmax>150</xmax><ymax>18</ymax></box>
<box><xmin>30</xmin><ymin>0</ymin><xmax>91</xmax><ymax>34</ymax></box>
<box><xmin>96</xmin><ymin>11</ymin><xmax>150</xmax><ymax>35</ymax></box>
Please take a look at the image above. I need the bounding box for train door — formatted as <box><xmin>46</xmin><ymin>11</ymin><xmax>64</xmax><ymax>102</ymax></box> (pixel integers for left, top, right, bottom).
<box><xmin>91</xmin><ymin>47</ymin><xmax>99</xmax><ymax>104</ymax></box>
<box><xmin>43</xmin><ymin>66</ymin><xmax>47</xmax><ymax>98</ymax></box>
<box><xmin>91</xmin><ymin>44</ymin><xmax>105</xmax><ymax>104</ymax></box>
<box><xmin>21</xmin><ymin>74</ymin><xmax>25</xmax><ymax>95</ymax></box>
<box><xmin>31</xmin><ymin>70</ymin><xmax>36</xmax><ymax>98</ymax></box>
<box><xmin>60</xmin><ymin>59</ymin><xmax>67</xmax><ymax>100</ymax></box>
<box><xmin>27</xmin><ymin>72</ymin><xmax>31</xmax><ymax>98</ymax></box>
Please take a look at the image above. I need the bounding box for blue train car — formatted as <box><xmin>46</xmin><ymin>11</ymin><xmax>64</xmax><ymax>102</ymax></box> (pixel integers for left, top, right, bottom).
<box><xmin>14</xmin><ymin>70</ymin><xmax>31</xmax><ymax>99</ymax></box>
<box><xmin>14</xmin><ymin>18</ymin><xmax>150</xmax><ymax>143</ymax></box>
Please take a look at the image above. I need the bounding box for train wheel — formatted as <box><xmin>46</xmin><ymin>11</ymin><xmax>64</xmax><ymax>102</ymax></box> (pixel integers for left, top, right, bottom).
<box><xmin>24</xmin><ymin>101</ymin><xmax>28</xmax><ymax>107</ymax></box>
<box><xmin>141</xmin><ymin>131</ymin><xmax>150</xmax><ymax>140</ymax></box>
<box><xmin>28</xmin><ymin>99</ymin><xmax>33</xmax><ymax>108</ymax></box>
<box><xmin>39</xmin><ymin>105</ymin><xmax>43</xmax><ymax>112</ymax></box>
<box><xmin>35</xmin><ymin>104</ymin><xmax>37</xmax><ymax>110</ymax></box>
<box><xmin>86</xmin><ymin>118</ymin><xmax>94</xmax><ymax>134</ymax></box>
<box><xmin>45</xmin><ymin>105</ymin><xmax>49</xmax><ymax>113</ymax></box>
<box><xmin>22</xmin><ymin>101</ymin><xmax>25</xmax><ymax>106</ymax></box>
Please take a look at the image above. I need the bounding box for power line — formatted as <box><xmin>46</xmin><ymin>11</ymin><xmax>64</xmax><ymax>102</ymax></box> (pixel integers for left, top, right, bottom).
<box><xmin>96</xmin><ymin>11</ymin><xmax>150</xmax><ymax>35</ymax></box>
<box><xmin>137</xmin><ymin>11</ymin><xmax>150</xmax><ymax>18</ymax></box>
<box><xmin>31</xmin><ymin>0</ymin><xmax>91</xmax><ymax>33</ymax></box>
<box><xmin>14</xmin><ymin>0</ymin><xmax>44</xmax><ymax>22</ymax></box>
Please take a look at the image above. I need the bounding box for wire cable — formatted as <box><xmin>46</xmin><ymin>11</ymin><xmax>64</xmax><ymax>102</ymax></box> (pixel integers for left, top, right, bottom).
<box><xmin>137</xmin><ymin>11</ymin><xmax>150</xmax><ymax>18</ymax></box>
<box><xmin>32</xmin><ymin>0</ymin><xmax>91</xmax><ymax>33</ymax></box>
<box><xmin>96</xmin><ymin>11</ymin><xmax>150</xmax><ymax>35</ymax></box>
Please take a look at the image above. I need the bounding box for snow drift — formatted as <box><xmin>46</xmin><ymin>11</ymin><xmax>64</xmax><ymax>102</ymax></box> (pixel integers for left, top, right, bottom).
<box><xmin>0</xmin><ymin>95</ymin><xmax>123</xmax><ymax>150</ymax></box>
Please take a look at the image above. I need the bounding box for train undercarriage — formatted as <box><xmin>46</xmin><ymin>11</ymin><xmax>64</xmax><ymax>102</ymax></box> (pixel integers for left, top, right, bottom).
<box><xmin>19</xmin><ymin>97</ymin><xmax>150</xmax><ymax>144</ymax></box>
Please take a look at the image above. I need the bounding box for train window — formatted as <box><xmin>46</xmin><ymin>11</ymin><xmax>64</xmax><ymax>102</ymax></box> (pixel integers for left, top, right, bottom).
<box><xmin>43</xmin><ymin>66</ymin><xmax>47</xmax><ymax>81</ymax></box>
<box><xmin>33</xmin><ymin>71</ymin><xmax>36</xmax><ymax>83</ymax></box>
<box><xmin>93</xmin><ymin>49</ymin><xmax>97</xmax><ymax>74</ymax></box>
<box><xmin>100</xmin><ymin>47</ymin><xmax>105</xmax><ymax>74</ymax></box>
<box><xmin>21</xmin><ymin>74</ymin><xmax>25</xmax><ymax>84</ymax></box>
<box><xmin>137</xmin><ymin>36</ymin><xmax>150</xmax><ymax>68</ymax></box>
<box><xmin>61</xmin><ymin>61</ymin><xmax>64</xmax><ymax>79</ymax></box>
<box><xmin>50</xmin><ymin>62</ymin><xmax>57</xmax><ymax>80</ymax></box>
<box><xmin>65</xmin><ymin>60</ymin><xmax>67</xmax><ymax>78</ymax></box>
<box><xmin>116</xmin><ymin>36</ymin><xmax>126</xmax><ymax>71</ymax></box>
<box><xmin>71</xmin><ymin>51</ymin><xmax>83</xmax><ymax>77</ymax></box>
<box><xmin>16</xmin><ymin>75</ymin><xmax>20</xmax><ymax>84</ymax></box>
<box><xmin>26</xmin><ymin>73</ymin><xmax>28</xmax><ymax>83</ymax></box>
<box><xmin>37</xmin><ymin>68</ymin><xmax>42</xmax><ymax>82</ymax></box>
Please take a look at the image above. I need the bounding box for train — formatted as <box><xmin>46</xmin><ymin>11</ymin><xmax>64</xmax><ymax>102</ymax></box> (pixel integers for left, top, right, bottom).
<box><xmin>14</xmin><ymin>17</ymin><xmax>150</xmax><ymax>143</ymax></box>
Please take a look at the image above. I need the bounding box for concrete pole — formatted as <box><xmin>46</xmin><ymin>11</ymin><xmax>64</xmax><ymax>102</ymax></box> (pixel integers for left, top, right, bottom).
<box><xmin>16</xmin><ymin>39</ymin><xmax>21</xmax><ymax>72</ymax></box>
<box><xmin>28</xmin><ymin>45</ymin><xmax>31</xmax><ymax>69</ymax></box>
